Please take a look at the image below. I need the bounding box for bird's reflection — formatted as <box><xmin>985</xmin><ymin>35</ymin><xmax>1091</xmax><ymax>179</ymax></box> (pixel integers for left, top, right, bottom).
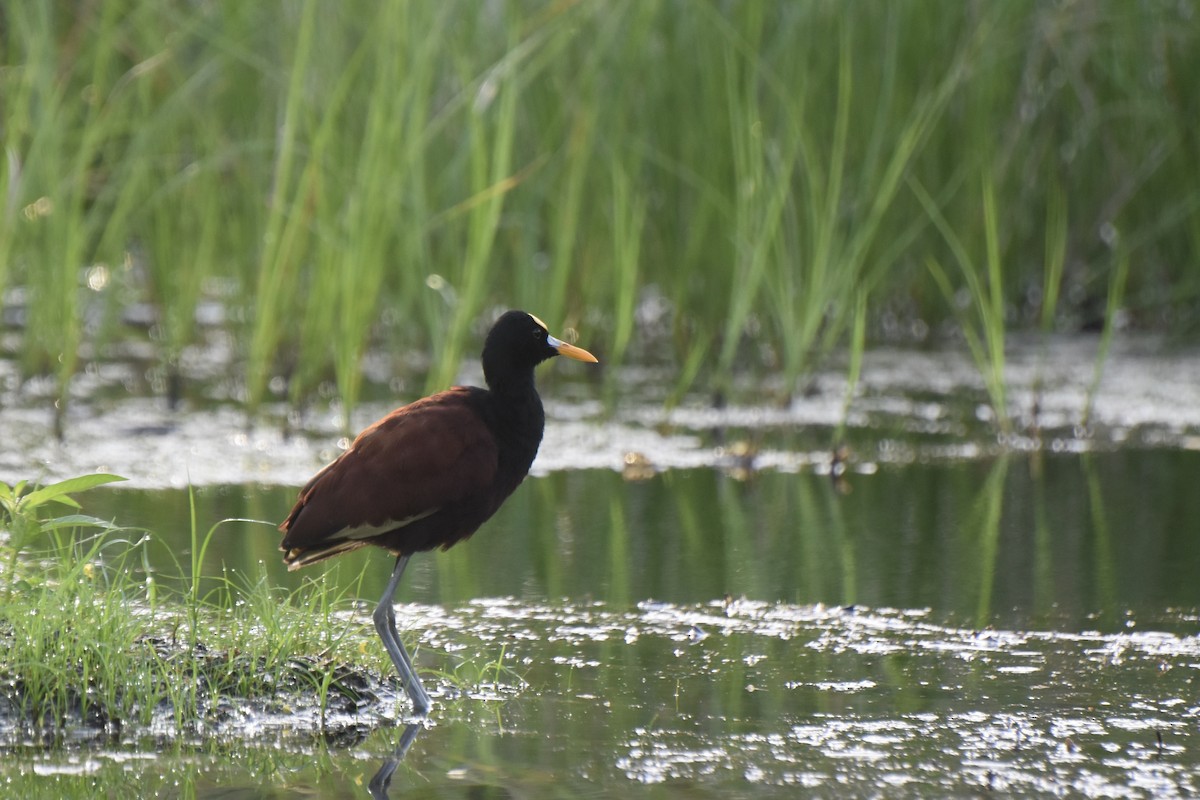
<box><xmin>368</xmin><ymin>722</ymin><xmax>423</xmax><ymax>799</ymax></box>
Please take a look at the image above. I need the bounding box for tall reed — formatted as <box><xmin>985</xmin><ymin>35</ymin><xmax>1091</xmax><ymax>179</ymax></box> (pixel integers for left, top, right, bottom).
<box><xmin>243</xmin><ymin>0</ymin><xmax>323</xmax><ymax>417</ymax></box>
<box><xmin>5</xmin><ymin>4</ymin><xmax>135</xmax><ymax>435</ymax></box>
<box><xmin>1030</xmin><ymin>180</ymin><xmax>1068</xmax><ymax>427</ymax></box>
<box><xmin>920</xmin><ymin>174</ymin><xmax>1012</xmax><ymax>432</ymax></box>
<box><xmin>1082</xmin><ymin>248</ymin><xmax>1132</xmax><ymax>428</ymax></box>
<box><xmin>3</xmin><ymin>2</ymin><xmax>1197</xmax><ymax>421</ymax></box>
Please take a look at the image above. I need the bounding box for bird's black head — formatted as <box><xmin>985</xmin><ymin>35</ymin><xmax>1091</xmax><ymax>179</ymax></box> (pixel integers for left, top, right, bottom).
<box><xmin>482</xmin><ymin>310</ymin><xmax>598</xmax><ymax>392</ymax></box>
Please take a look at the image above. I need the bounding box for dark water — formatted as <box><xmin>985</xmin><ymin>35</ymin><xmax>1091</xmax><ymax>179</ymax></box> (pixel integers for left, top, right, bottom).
<box><xmin>6</xmin><ymin>450</ymin><xmax>1198</xmax><ymax>798</ymax></box>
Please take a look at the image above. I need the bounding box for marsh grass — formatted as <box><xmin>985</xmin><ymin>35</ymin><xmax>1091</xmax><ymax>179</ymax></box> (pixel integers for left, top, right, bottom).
<box><xmin>3</xmin><ymin>2</ymin><xmax>1197</xmax><ymax>426</ymax></box>
<box><xmin>1082</xmin><ymin>248</ymin><xmax>1132</xmax><ymax>429</ymax></box>
<box><xmin>0</xmin><ymin>475</ymin><xmax>414</xmax><ymax>740</ymax></box>
<box><xmin>1031</xmin><ymin>182</ymin><xmax>1069</xmax><ymax>427</ymax></box>
<box><xmin>833</xmin><ymin>288</ymin><xmax>868</xmax><ymax>446</ymax></box>
<box><xmin>921</xmin><ymin>175</ymin><xmax>1012</xmax><ymax>432</ymax></box>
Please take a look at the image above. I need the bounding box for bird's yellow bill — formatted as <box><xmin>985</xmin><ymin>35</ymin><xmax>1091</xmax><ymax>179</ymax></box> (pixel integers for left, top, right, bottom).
<box><xmin>553</xmin><ymin>340</ymin><xmax>599</xmax><ymax>363</ymax></box>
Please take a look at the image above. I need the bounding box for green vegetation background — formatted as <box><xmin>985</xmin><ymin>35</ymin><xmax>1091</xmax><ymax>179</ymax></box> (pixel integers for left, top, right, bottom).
<box><xmin>3</xmin><ymin>1</ymin><xmax>1197</xmax><ymax>422</ymax></box>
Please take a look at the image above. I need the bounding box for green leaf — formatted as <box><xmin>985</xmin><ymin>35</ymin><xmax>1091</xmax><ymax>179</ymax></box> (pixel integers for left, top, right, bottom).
<box><xmin>20</xmin><ymin>474</ymin><xmax>126</xmax><ymax>511</ymax></box>
<box><xmin>39</xmin><ymin>514</ymin><xmax>124</xmax><ymax>533</ymax></box>
<box><xmin>43</xmin><ymin>496</ymin><xmax>83</xmax><ymax>510</ymax></box>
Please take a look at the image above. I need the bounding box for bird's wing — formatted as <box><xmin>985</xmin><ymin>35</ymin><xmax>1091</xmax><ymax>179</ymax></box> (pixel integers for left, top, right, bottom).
<box><xmin>279</xmin><ymin>388</ymin><xmax>498</xmax><ymax>550</ymax></box>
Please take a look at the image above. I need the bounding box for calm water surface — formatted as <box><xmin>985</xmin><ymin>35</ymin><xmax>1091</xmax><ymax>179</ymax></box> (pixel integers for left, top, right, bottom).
<box><xmin>4</xmin><ymin>341</ymin><xmax>1200</xmax><ymax>797</ymax></box>
<box><xmin>5</xmin><ymin>451</ymin><xmax>1197</xmax><ymax>798</ymax></box>
<box><xmin>80</xmin><ymin>450</ymin><xmax>1200</xmax><ymax>626</ymax></box>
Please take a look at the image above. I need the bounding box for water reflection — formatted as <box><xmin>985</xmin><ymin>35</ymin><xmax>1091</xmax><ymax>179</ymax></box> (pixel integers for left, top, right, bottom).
<box><xmin>368</xmin><ymin>722</ymin><xmax>421</xmax><ymax>799</ymax></box>
<box><xmin>970</xmin><ymin>455</ymin><xmax>1010</xmax><ymax>625</ymax></box>
<box><xmin>3</xmin><ymin>598</ymin><xmax>1198</xmax><ymax>797</ymax></box>
<box><xmin>13</xmin><ymin>450</ymin><xmax>1195</xmax><ymax>797</ymax></box>
<box><xmin>80</xmin><ymin>449</ymin><xmax>1200</xmax><ymax>629</ymax></box>
<box><xmin>352</xmin><ymin>599</ymin><xmax>1200</xmax><ymax>797</ymax></box>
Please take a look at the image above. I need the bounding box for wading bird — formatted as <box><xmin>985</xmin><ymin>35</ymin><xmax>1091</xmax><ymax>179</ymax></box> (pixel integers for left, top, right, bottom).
<box><xmin>279</xmin><ymin>311</ymin><xmax>598</xmax><ymax>715</ymax></box>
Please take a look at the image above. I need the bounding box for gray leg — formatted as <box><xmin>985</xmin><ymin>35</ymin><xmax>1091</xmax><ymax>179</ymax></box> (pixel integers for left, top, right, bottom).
<box><xmin>372</xmin><ymin>555</ymin><xmax>432</xmax><ymax>716</ymax></box>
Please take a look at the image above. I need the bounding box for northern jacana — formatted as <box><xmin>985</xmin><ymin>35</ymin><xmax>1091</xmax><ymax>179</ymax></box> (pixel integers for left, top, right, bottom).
<box><xmin>279</xmin><ymin>310</ymin><xmax>598</xmax><ymax>715</ymax></box>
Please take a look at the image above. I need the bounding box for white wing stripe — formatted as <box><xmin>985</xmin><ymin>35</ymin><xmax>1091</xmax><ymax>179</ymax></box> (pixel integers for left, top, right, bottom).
<box><xmin>339</xmin><ymin>508</ymin><xmax>439</xmax><ymax>540</ymax></box>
